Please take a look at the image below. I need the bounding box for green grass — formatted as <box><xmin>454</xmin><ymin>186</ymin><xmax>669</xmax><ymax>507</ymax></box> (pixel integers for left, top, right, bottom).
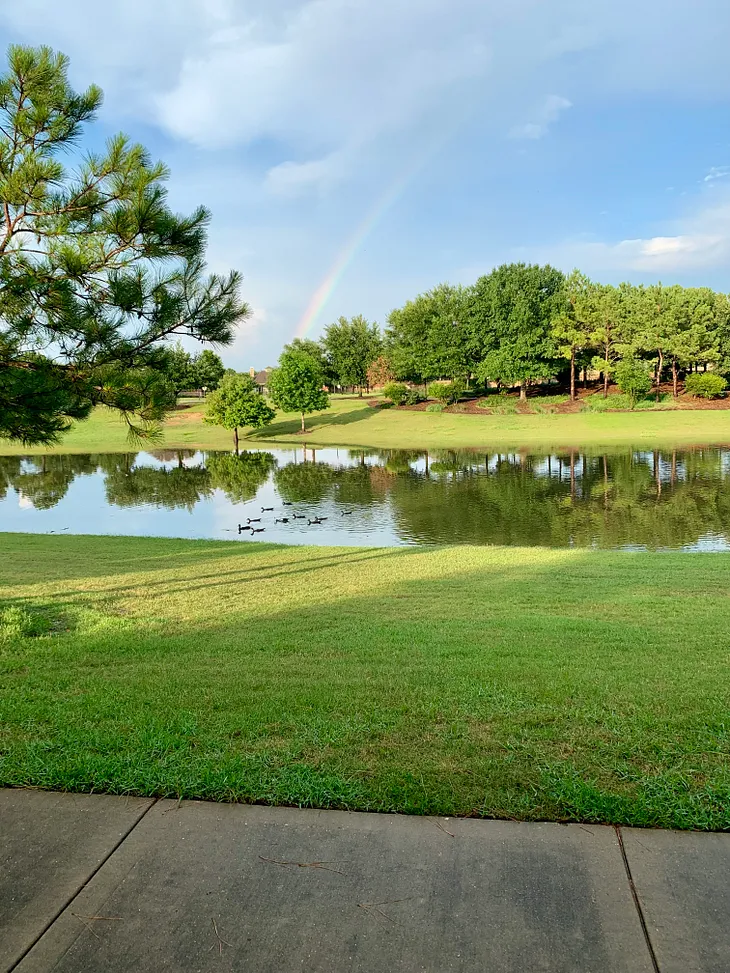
<box><xmin>1</xmin><ymin>533</ymin><xmax>728</xmax><ymax>829</ymax></box>
<box><xmin>3</xmin><ymin>394</ymin><xmax>730</xmax><ymax>455</ymax></box>
<box><xmin>580</xmin><ymin>393</ymin><xmax>676</xmax><ymax>412</ymax></box>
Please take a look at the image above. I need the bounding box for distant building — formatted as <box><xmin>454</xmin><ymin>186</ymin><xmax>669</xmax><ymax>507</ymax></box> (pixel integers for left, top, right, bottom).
<box><xmin>250</xmin><ymin>367</ymin><xmax>274</xmax><ymax>395</ymax></box>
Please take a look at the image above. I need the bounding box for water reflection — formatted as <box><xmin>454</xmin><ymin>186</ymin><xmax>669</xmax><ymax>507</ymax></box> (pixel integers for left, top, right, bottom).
<box><xmin>2</xmin><ymin>446</ymin><xmax>730</xmax><ymax>550</ymax></box>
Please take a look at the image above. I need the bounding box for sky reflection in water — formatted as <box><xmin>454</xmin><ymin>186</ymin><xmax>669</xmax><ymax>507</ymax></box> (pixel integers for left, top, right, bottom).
<box><xmin>2</xmin><ymin>445</ymin><xmax>730</xmax><ymax>551</ymax></box>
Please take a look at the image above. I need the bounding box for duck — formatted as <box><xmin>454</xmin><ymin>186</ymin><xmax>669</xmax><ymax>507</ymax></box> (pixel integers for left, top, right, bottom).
<box><xmin>247</xmin><ymin>517</ymin><xmax>261</xmax><ymax>524</ymax></box>
<box><xmin>308</xmin><ymin>519</ymin><xmax>321</xmax><ymax>526</ymax></box>
<box><xmin>275</xmin><ymin>518</ymin><xmax>289</xmax><ymax>524</ymax></box>
<box><xmin>252</xmin><ymin>527</ymin><xmax>265</xmax><ymax>534</ymax></box>
<box><xmin>238</xmin><ymin>523</ymin><xmax>252</xmax><ymax>533</ymax></box>
<box><xmin>261</xmin><ymin>506</ymin><xmax>274</xmax><ymax>512</ymax></box>
<box><xmin>282</xmin><ymin>501</ymin><xmax>293</xmax><ymax>506</ymax></box>
<box><xmin>292</xmin><ymin>513</ymin><xmax>306</xmax><ymax>519</ymax></box>
<box><xmin>342</xmin><ymin>511</ymin><xmax>354</xmax><ymax>515</ymax></box>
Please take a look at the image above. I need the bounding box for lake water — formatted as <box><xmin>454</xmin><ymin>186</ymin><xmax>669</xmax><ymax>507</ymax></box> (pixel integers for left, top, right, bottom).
<box><xmin>2</xmin><ymin>446</ymin><xmax>730</xmax><ymax>550</ymax></box>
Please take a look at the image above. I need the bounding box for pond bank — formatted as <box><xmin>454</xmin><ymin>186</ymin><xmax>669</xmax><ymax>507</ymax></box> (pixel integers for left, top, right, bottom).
<box><xmin>4</xmin><ymin>396</ymin><xmax>730</xmax><ymax>454</ymax></box>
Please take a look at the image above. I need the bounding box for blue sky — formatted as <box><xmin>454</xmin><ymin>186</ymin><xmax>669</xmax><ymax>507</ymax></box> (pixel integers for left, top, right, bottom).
<box><xmin>2</xmin><ymin>0</ymin><xmax>729</xmax><ymax>369</ymax></box>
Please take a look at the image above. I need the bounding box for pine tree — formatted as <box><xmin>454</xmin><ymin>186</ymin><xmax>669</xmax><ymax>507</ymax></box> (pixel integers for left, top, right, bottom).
<box><xmin>0</xmin><ymin>45</ymin><xmax>249</xmax><ymax>445</ymax></box>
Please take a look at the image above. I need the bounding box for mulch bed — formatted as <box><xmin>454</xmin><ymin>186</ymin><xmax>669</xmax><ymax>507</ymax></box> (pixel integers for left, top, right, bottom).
<box><xmin>370</xmin><ymin>384</ymin><xmax>730</xmax><ymax>414</ymax></box>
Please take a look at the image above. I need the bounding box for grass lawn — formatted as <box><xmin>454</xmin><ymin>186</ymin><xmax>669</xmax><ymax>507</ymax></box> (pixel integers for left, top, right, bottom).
<box><xmin>4</xmin><ymin>395</ymin><xmax>730</xmax><ymax>455</ymax></box>
<box><xmin>1</xmin><ymin>533</ymin><xmax>728</xmax><ymax>829</ymax></box>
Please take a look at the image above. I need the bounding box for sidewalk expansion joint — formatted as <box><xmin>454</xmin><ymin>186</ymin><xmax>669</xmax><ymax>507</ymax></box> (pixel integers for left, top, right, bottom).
<box><xmin>7</xmin><ymin>796</ymin><xmax>160</xmax><ymax>973</ymax></box>
<box><xmin>615</xmin><ymin>825</ymin><xmax>660</xmax><ymax>973</ymax></box>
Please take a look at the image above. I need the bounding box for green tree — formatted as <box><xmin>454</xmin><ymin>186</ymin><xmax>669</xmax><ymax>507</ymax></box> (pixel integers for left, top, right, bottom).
<box><xmin>322</xmin><ymin>315</ymin><xmax>381</xmax><ymax>394</ymax></box>
<box><xmin>0</xmin><ymin>44</ymin><xmax>248</xmax><ymax>445</ymax></box>
<box><xmin>162</xmin><ymin>343</ymin><xmax>195</xmax><ymax>395</ymax></box>
<box><xmin>588</xmin><ymin>285</ymin><xmax>625</xmax><ymax>398</ymax></box>
<box><xmin>626</xmin><ymin>284</ymin><xmax>682</xmax><ymax>401</ymax></box>
<box><xmin>387</xmin><ymin>284</ymin><xmax>471</xmax><ymax>385</ymax></box>
<box><xmin>268</xmin><ymin>349</ymin><xmax>329</xmax><ymax>433</ymax></box>
<box><xmin>471</xmin><ymin>264</ymin><xmax>565</xmax><ymax>399</ymax></box>
<box><xmin>551</xmin><ymin>270</ymin><xmax>596</xmax><ymax>401</ymax></box>
<box><xmin>670</xmin><ymin>288</ymin><xmax>722</xmax><ymax>393</ymax></box>
<box><xmin>282</xmin><ymin>338</ymin><xmax>334</xmax><ymax>387</ymax></box>
<box><xmin>191</xmin><ymin>349</ymin><xmax>225</xmax><ymax>394</ymax></box>
<box><xmin>204</xmin><ymin>373</ymin><xmax>275</xmax><ymax>450</ymax></box>
<box><xmin>614</xmin><ymin>358</ymin><xmax>652</xmax><ymax>408</ymax></box>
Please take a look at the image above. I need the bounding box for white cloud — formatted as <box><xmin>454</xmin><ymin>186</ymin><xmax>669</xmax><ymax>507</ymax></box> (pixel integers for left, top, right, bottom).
<box><xmin>509</xmin><ymin>94</ymin><xmax>572</xmax><ymax>140</ymax></box>
<box><xmin>265</xmin><ymin>153</ymin><xmax>346</xmax><ymax>196</ymax></box>
<box><xmin>534</xmin><ymin>189</ymin><xmax>730</xmax><ymax>276</ymax></box>
<box><xmin>704</xmin><ymin>166</ymin><xmax>730</xmax><ymax>184</ymax></box>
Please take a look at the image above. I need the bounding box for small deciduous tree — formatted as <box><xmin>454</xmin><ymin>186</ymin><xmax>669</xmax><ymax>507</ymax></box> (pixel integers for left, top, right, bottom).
<box><xmin>367</xmin><ymin>355</ymin><xmax>394</xmax><ymax>389</ymax></box>
<box><xmin>204</xmin><ymin>373</ymin><xmax>275</xmax><ymax>450</ymax></box>
<box><xmin>282</xmin><ymin>338</ymin><xmax>334</xmax><ymax>387</ymax></box>
<box><xmin>614</xmin><ymin>358</ymin><xmax>652</xmax><ymax>409</ymax></box>
<box><xmin>268</xmin><ymin>349</ymin><xmax>329</xmax><ymax>433</ymax></box>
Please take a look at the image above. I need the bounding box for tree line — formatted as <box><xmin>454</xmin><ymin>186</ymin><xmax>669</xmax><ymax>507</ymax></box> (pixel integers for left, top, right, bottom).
<box><xmin>299</xmin><ymin>266</ymin><xmax>730</xmax><ymax>404</ymax></box>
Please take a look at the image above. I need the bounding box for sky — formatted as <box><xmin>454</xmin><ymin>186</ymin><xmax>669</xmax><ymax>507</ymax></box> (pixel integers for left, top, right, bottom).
<box><xmin>2</xmin><ymin>0</ymin><xmax>730</xmax><ymax>369</ymax></box>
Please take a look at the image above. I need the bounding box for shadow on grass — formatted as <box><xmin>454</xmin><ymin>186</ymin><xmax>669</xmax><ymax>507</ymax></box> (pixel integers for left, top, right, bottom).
<box><xmin>248</xmin><ymin>404</ymin><xmax>375</xmax><ymax>442</ymax></box>
<box><xmin>0</xmin><ymin>533</ymin><xmax>409</xmax><ymax>585</ymax></box>
<box><xmin>2</xmin><ymin>538</ymin><xmax>729</xmax><ymax>829</ymax></box>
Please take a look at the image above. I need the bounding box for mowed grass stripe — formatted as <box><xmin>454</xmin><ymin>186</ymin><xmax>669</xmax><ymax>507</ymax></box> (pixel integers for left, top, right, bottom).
<box><xmin>1</xmin><ymin>533</ymin><xmax>728</xmax><ymax>829</ymax></box>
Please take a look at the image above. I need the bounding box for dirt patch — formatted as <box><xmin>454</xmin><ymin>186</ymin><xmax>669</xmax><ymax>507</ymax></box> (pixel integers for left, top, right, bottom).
<box><xmin>166</xmin><ymin>409</ymin><xmax>206</xmax><ymax>426</ymax></box>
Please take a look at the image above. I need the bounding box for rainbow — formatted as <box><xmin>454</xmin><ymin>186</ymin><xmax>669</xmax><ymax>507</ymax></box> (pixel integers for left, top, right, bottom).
<box><xmin>294</xmin><ymin>164</ymin><xmax>416</xmax><ymax>339</ymax></box>
<box><xmin>295</xmin><ymin>118</ymin><xmax>464</xmax><ymax>339</ymax></box>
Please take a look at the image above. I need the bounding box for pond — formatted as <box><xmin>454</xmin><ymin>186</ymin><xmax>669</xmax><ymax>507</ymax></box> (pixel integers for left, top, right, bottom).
<box><xmin>2</xmin><ymin>445</ymin><xmax>730</xmax><ymax>550</ymax></box>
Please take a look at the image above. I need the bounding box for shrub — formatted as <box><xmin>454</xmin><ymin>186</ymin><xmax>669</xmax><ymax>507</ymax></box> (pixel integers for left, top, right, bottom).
<box><xmin>614</xmin><ymin>358</ymin><xmax>653</xmax><ymax>408</ymax></box>
<box><xmin>426</xmin><ymin>403</ymin><xmax>444</xmax><ymax>413</ymax></box>
<box><xmin>404</xmin><ymin>388</ymin><xmax>425</xmax><ymax>405</ymax></box>
<box><xmin>684</xmin><ymin>373</ymin><xmax>727</xmax><ymax>399</ymax></box>
<box><xmin>429</xmin><ymin>379</ymin><xmax>465</xmax><ymax>405</ymax></box>
<box><xmin>382</xmin><ymin>381</ymin><xmax>409</xmax><ymax>406</ymax></box>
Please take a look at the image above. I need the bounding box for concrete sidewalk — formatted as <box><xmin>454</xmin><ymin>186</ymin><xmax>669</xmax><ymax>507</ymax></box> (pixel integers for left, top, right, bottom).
<box><xmin>1</xmin><ymin>789</ymin><xmax>728</xmax><ymax>973</ymax></box>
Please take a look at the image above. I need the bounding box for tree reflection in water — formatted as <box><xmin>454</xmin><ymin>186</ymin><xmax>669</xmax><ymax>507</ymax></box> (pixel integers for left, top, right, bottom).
<box><xmin>3</xmin><ymin>446</ymin><xmax>730</xmax><ymax>550</ymax></box>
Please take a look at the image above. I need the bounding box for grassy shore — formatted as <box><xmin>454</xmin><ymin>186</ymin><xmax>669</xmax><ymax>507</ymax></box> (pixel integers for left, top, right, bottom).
<box><xmin>3</xmin><ymin>396</ymin><xmax>730</xmax><ymax>455</ymax></box>
<box><xmin>1</xmin><ymin>533</ymin><xmax>728</xmax><ymax>829</ymax></box>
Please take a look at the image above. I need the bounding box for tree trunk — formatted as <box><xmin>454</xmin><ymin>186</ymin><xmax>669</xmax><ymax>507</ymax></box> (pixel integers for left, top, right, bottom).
<box><xmin>603</xmin><ymin>346</ymin><xmax>610</xmax><ymax>398</ymax></box>
<box><xmin>358</xmin><ymin>386</ymin><xmax>363</xmax><ymax>397</ymax></box>
<box><xmin>570</xmin><ymin>349</ymin><xmax>576</xmax><ymax>402</ymax></box>
<box><xmin>519</xmin><ymin>380</ymin><xmax>526</xmax><ymax>401</ymax></box>
<box><xmin>672</xmin><ymin>358</ymin><xmax>678</xmax><ymax>399</ymax></box>
<box><xmin>656</xmin><ymin>349</ymin><xmax>663</xmax><ymax>401</ymax></box>
<box><xmin>570</xmin><ymin>451</ymin><xmax>576</xmax><ymax>501</ymax></box>
<box><xmin>301</xmin><ymin>412</ymin><xmax>306</xmax><ymax>433</ymax></box>
<box><xmin>582</xmin><ymin>368</ymin><xmax>587</xmax><ymax>390</ymax></box>
<box><xmin>233</xmin><ymin>427</ymin><xmax>239</xmax><ymax>452</ymax></box>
